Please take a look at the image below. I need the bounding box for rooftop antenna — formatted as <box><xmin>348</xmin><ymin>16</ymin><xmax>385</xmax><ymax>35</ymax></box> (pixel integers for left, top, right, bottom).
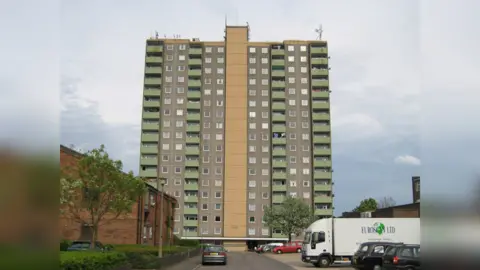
<box><xmin>225</xmin><ymin>14</ymin><xmax>227</xmax><ymax>26</ymax></box>
<box><xmin>246</xmin><ymin>21</ymin><xmax>250</xmax><ymax>41</ymax></box>
<box><xmin>315</xmin><ymin>24</ymin><xmax>323</xmax><ymax>40</ymax></box>
<box><xmin>155</xmin><ymin>31</ymin><xmax>159</xmax><ymax>39</ymax></box>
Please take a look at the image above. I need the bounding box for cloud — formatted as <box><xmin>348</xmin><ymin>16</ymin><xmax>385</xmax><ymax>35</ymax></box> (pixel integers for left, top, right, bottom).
<box><xmin>394</xmin><ymin>155</ymin><xmax>421</xmax><ymax>166</ymax></box>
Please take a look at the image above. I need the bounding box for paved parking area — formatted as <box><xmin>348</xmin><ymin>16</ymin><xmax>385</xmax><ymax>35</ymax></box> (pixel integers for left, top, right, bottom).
<box><xmin>264</xmin><ymin>253</ymin><xmax>354</xmax><ymax>270</ymax></box>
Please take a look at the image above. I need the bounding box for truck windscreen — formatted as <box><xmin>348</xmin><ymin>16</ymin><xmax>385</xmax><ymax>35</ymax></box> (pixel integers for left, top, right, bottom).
<box><xmin>304</xmin><ymin>232</ymin><xmax>311</xmax><ymax>243</ymax></box>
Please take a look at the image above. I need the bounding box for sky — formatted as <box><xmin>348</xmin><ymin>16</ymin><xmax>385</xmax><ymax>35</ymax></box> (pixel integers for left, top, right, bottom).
<box><xmin>2</xmin><ymin>0</ymin><xmax>478</xmax><ymax>215</ymax></box>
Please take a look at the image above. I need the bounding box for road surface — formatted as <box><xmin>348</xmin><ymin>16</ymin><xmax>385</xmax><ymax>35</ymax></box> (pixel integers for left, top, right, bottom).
<box><xmin>264</xmin><ymin>253</ymin><xmax>355</xmax><ymax>270</ymax></box>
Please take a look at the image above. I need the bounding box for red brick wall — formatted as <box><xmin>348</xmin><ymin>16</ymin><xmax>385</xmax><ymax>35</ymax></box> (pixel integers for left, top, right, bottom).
<box><xmin>59</xmin><ymin>146</ymin><xmax>176</xmax><ymax>246</ymax></box>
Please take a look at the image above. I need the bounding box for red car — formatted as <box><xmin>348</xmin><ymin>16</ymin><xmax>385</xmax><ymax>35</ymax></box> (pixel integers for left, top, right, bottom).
<box><xmin>272</xmin><ymin>241</ymin><xmax>303</xmax><ymax>254</ymax></box>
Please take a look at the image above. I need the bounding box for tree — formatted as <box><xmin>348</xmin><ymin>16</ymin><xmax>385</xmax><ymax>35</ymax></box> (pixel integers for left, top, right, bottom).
<box><xmin>60</xmin><ymin>145</ymin><xmax>147</xmax><ymax>248</ymax></box>
<box><xmin>352</xmin><ymin>198</ymin><xmax>378</xmax><ymax>212</ymax></box>
<box><xmin>263</xmin><ymin>196</ymin><xmax>314</xmax><ymax>242</ymax></box>
<box><xmin>377</xmin><ymin>196</ymin><xmax>396</xmax><ymax>209</ymax></box>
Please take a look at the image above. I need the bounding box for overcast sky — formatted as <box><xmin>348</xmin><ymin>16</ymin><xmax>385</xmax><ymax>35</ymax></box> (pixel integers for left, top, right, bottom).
<box><xmin>2</xmin><ymin>0</ymin><xmax>478</xmax><ymax>214</ymax></box>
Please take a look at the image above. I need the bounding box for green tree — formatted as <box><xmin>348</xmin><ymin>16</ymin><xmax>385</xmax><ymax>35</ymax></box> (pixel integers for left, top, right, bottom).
<box><xmin>263</xmin><ymin>196</ymin><xmax>314</xmax><ymax>242</ymax></box>
<box><xmin>352</xmin><ymin>198</ymin><xmax>378</xmax><ymax>212</ymax></box>
<box><xmin>60</xmin><ymin>145</ymin><xmax>146</xmax><ymax>248</ymax></box>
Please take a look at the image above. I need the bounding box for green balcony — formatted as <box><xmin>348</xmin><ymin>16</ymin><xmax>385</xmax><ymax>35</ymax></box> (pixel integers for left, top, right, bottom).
<box><xmin>271</xmin><ymin>49</ymin><xmax>285</xmax><ymax>56</ymax></box>
<box><xmin>314</xmin><ymin>196</ymin><xmax>333</xmax><ymax>204</ymax></box>
<box><xmin>314</xmin><ymin>185</ymin><xmax>332</xmax><ymax>192</ymax></box>
<box><xmin>140</xmin><ymin>146</ymin><xmax>158</xmax><ymax>154</ymax></box>
<box><xmin>271</xmin><ymin>70</ymin><xmax>285</xmax><ymax>77</ymax></box>
<box><xmin>312</xmin><ymin>125</ymin><xmax>331</xmax><ymax>132</ymax></box>
<box><xmin>314</xmin><ymin>171</ymin><xmax>332</xmax><ymax>179</ymax></box>
<box><xmin>272</xmin><ymin>185</ymin><xmax>287</xmax><ymax>192</ymax></box>
<box><xmin>313</xmin><ymin>148</ymin><xmax>331</xmax><ymax>156</ymax></box>
<box><xmin>182</xmin><ymin>231</ymin><xmax>198</xmax><ymax>237</ymax></box>
<box><xmin>145</xmin><ymin>67</ymin><xmax>162</xmax><ymax>74</ymax></box>
<box><xmin>186</xmin><ymin>125</ymin><xmax>200</xmax><ymax>132</ymax></box>
<box><xmin>183</xmin><ymin>220</ymin><xmax>198</xmax><ymax>227</ymax></box>
<box><xmin>272</xmin><ymin>103</ymin><xmax>286</xmax><ymax>110</ymax></box>
<box><xmin>272</xmin><ymin>233</ymin><xmax>287</xmax><ymax>239</ymax></box>
<box><xmin>272</xmin><ymin>196</ymin><xmax>286</xmax><ymax>203</ymax></box>
<box><xmin>271</xmin><ymin>81</ymin><xmax>286</xmax><ymax>88</ymax></box>
<box><xmin>185</xmin><ymin>148</ymin><xmax>200</xmax><ymax>155</ymax></box>
<box><xmin>314</xmin><ymin>160</ymin><xmax>332</xmax><ymax>167</ymax></box>
<box><xmin>188</xmin><ymin>48</ymin><xmax>202</xmax><ymax>55</ymax></box>
<box><xmin>146</xmin><ymin>45</ymin><xmax>163</xmax><ymax>52</ymax></box>
<box><xmin>272</xmin><ymin>125</ymin><xmax>286</xmax><ymax>133</ymax></box>
<box><xmin>314</xmin><ymin>209</ymin><xmax>333</xmax><ymax>216</ymax></box>
<box><xmin>143</xmin><ymin>100</ymin><xmax>161</xmax><ymax>107</ymax></box>
<box><xmin>139</xmin><ymin>170</ymin><xmax>157</xmax><ymax>178</ymax></box>
<box><xmin>272</xmin><ymin>149</ymin><xmax>286</xmax><ymax>156</ymax></box>
<box><xmin>142</xmin><ymin>123</ymin><xmax>159</xmax><ymax>131</ymax></box>
<box><xmin>272</xmin><ymin>160</ymin><xmax>287</xmax><ymax>168</ymax></box>
<box><xmin>184</xmin><ymin>183</ymin><xmax>199</xmax><ymax>190</ymax></box>
<box><xmin>272</xmin><ymin>91</ymin><xmax>285</xmax><ymax>99</ymax></box>
<box><xmin>311</xmin><ymin>69</ymin><xmax>329</xmax><ymax>76</ymax></box>
<box><xmin>188</xmin><ymin>69</ymin><xmax>202</xmax><ymax>76</ymax></box>
<box><xmin>271</xmin><ymin>59</ymin><xmax>285</xmax><ymax>66</ymax></box>
<box><xmin>184</xmin><ymin>208</ymin><xmax>198</xmax><ymax>215</ymax></box>
<box><xmin>145</xmin><ymin>78</ymin><xmax>162</xmax><ymax>85</ymax></box>
<box><xmin>312</xmin><ymin>91</ymin><xmax>329</xmax><ymax>99</ymax></box>
<box><xmin>188</xmin><ymin>59</ymin><xmax>202</xmax><ymax>65</ymax></box>
<box><xmin>184</xmin><ymin>171</ymin><xmax>199</xmax><ymax>179</ymax></box>
<box><xmin>184</xmin><ymin>196</ymin><xmax>198</xmax><ymax>203</ymax></box>
<box><xmin>145</xmin><ymin>56</ymin><xmax>163</xmax><ymax>63</ymax></box>
<box><xmin>272</xmin><ymin>138</ymin><xmax>286</xmax><ymax>145</ymax></box>
<box><xmin>187</xmin><ymin>91</ymin><xmax>201</xmax><ymax>99</ymax></box>
<box><xmin>312</xmin><ymin>80</ymin><xmax>329</xmax><ymax>87</ymax></box>
<box><xmin>188</xmin><ymin>80</ymin><xmax>202</xmax><ymax>87</ymax></box>
<box><xmin>185</xmin><ymin>160</ymin><xmax>199</xmax><ymax>167</ymax></box>
<box><xmin>311</xmin><ymin>58</ymin><xmax>328</xmax><ymax>65</ymax></box>
<box><xmin>312</xmin><ymin>102</ymin><xmax>330</xmax><ymax>109</ymax></box>
<box><xmin>143</xmin><ymin>112</ymin><xmax>160</xmax><ymax>119</ymax></box>
<box><xmin>186</xmin><ymin>137</ymin><xmax>200</xmax><ymax>144</ymax></box>
<box><xmin>140</xmin><ymin>157</ymin><xmax>158</xmax><ymax>166</ymax></box>
<box><xmin>187</xmin><ymin>114</ymin><xmax>201</xmax><ymax>121</ymax></box>
<box><xmin>272</xmin><ymin>172</ymin><xmax>287</xmax><ymax>179</ymax></box>
<box><xmin>312</xmin><ymin>114</ymin><xmax>330</xmax><ymax>121</ymax></box>
<box><xmin>144</xmin><ymin>89</ymin><xmax>161</xmax><ymax>96</ymax></box>
<box><xmin>187</xmin><ymin>103</ymin><xmax>201</xmax><ymax>110</ymax></box>
<box><xmin>310</xmin><ymin>47</ymin><xmax>328</xmax><ymax>54</ymax></box>
<box><xmin>313</xmin><ymin>137</ymin><xmax>331</xmax><ymax>144</ymax></box>
<box><xmin>272</xmin><ymin>114</ymin><xmax>286</xmax><ymax>122</ymax></box>
<box><xmin>141</xmin><ymin>133</ymin><xmax>159</xmax><ymax>142</ymax></box>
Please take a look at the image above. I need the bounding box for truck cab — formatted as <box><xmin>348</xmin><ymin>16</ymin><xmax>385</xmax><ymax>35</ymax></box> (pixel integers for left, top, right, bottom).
<box><xmin>302</xmin><ymin>219</ymin><xmax>333</xmax><ymax>268</ymax></box>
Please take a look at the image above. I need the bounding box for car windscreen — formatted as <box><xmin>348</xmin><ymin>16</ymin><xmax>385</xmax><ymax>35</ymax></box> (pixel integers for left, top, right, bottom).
<box><xmin>356</xmin><ymin>243</ymin><xmax>369</xmax><ymax>253</ymax></box>
<box><xmin>205</xmin><ymin>246</ymin><xmax>224</xmax><ymax>252</ymax></box>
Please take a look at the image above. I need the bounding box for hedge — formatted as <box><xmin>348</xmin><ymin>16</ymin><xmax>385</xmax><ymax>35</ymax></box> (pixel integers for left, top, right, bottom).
<box><xmin>60</xmin><ymin>251</ymin><xmax>129</xmax><ymax>270</ymax></box>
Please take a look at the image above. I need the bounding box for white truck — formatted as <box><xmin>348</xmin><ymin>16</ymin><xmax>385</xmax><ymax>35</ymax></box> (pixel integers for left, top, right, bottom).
<box><xmin>301</xmin><ymin>218</ymin><xmax>420</xmax><ymax>268</ymax></box>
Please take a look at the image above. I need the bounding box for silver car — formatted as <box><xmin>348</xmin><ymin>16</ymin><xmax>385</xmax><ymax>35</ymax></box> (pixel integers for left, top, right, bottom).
<box><xmin>201</xmin><ymin>245</ymin><xmax>228</xmax><ymax>265</ymax></box>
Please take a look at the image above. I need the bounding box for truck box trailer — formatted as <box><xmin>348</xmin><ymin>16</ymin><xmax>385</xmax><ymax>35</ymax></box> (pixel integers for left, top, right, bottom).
<box><xmin>301</xmin><ymin>218</ymin><xmax>420</xmax><ymax>268</ymax></box>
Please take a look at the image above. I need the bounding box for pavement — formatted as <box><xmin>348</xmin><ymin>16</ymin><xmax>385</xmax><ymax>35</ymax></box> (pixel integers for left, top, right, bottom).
<box><xmin>165</xmin><ymin>252</ymin><xmax>355</xmax><ymax>270</ymax></box>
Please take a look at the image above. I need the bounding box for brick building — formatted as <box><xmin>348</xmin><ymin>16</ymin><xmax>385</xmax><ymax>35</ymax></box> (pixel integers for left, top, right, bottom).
<box><xmin>341</xmin><ymin>202</ymin><xmax>420</xmax><ymax>218</ymax></box>
<box><xmin>59</xmin><ymin>145</ymin><xmax>177</xmax><ymax>245</ymax></box>
<box><xmin>412</xmin><ymin>176</ymin><xmax>420</xmax><ymax>203</ymax></box>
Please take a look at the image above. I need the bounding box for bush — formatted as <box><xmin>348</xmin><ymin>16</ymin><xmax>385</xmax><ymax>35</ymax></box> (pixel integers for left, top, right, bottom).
<box><xmin>112</xmin><ymin>245</ymin><xmax>192</xmax><ymax>269</ymax></box>
<box><xmin>173</xmin><ymin>236</ymin><xmax>199</xmax><ymax>247</ymax></box>
<box><xmin>60</xmin><ymin>240</ymin><xmax>72</xmax><ymax>251</ymax></box>
<box><xmin>60</xmin><ymin>251</ymin><xmax>129</xmax><ymax>270</ymax></box>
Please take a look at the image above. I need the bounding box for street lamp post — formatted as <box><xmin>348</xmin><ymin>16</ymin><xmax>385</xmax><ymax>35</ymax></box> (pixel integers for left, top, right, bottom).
<box><xmin>157</xmin><ymin>177</ymin><xmax>166</xmax><ymax>258</ymax></box>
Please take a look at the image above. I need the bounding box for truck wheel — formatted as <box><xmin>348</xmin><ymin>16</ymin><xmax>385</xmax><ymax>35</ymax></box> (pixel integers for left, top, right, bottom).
<box><xmin>296</xmin><ymin>248</ymin><xmax>302</xmax><ymax>253</ymax></box>
<box><xmin>318</xmin><ymin>257</ymin><xmax>330</xmax><ymax>268</ymax></box>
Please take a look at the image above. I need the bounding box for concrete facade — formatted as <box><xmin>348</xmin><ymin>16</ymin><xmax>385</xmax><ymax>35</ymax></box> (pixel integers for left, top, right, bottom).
<box><xmin>139</xmin><ymin>25</ymin><xmax>333</xmax><ymax>241</ymax></box>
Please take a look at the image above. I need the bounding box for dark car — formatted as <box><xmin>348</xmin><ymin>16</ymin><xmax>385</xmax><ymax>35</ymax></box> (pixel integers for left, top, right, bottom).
<box><xmin>352</xmin><ymin>241</ymin><xmax>402</xmax><ymax>270</ymax></box>
<box><xmin>382</xmin><ymin>244</ymin><xmax>420</xmax><ymax>270</ymax></box>
<box><xmin>201</xmin><ymin>245</ymin><xmax>228</xmax><ymax>265</ymax></box>
<box><xmin>66</xmin><ymin>241</ymin><xmax>106</xmax><ymax>251</ymax></box>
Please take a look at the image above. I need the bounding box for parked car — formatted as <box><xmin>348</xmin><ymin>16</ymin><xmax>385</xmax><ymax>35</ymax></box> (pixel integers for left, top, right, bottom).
<box><xmin>66</xmin><ymin>241</ymin><xmax>107</xmax><ymax>251</ymax></box>
<box><xmin>382</xmin><ymin>244</ymin><xmax>420</xmax><ymax>270</ymax></box>
<box><xmin>201</xmin><ymin>245</ymin><xmax>228</xmax><ymax>265</ymax></box>
<box><xmin>351</xmin><ymin>241</ymin><xmax>401</xmax><ymax>270</ymax></box>
<box><xmin>263</xmin><ymin>242</ymin><xmax>284</xmax><ymax>252</ymax></box>
<box><xmin>273</xmin><ymin>241</ymin><xmax>303</xmax><ymax>254</ymax></box>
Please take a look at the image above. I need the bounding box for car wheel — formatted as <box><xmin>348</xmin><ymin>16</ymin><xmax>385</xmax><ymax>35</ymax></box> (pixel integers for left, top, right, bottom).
<box><xmin>297</xmin><ymin>248</ymin><xmax>302</xmax><ymax>253</ymax></box>
<box><xmin>373</xmin><ymin>265</ymin><xmax>381</xmax><ymax>270</ymax></box>
<box><xmin>277</xmin><ymin>250</ymin><xmax>282</xmax><ymax>254</ymax></box>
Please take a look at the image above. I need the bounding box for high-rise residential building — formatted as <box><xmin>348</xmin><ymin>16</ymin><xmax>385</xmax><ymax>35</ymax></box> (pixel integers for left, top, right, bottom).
<box><xmin>139</xmin><ymin>25</ymin><xmax>333</xmax><ymax>247</ymax></box>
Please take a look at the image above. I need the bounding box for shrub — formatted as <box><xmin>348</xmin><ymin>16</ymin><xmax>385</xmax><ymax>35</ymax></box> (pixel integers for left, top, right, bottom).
<box><xmin>60</xmin><ymin>240</ymin><xmax>72</xmax><ymax>251</ymax></box>
<box><xmin>173</xmin><ymin>236</ymin><xmax>199</xmax><ymax>247</ymax></box>
<box><xmin>60</xmin><ymin>251</ymin><xmax>129</xmax><ymax>270</ymax></box>
<box><xmin>111</xmin><ymin>245</ymin><xmax>193</xmax><ymax>269</ymax></box>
